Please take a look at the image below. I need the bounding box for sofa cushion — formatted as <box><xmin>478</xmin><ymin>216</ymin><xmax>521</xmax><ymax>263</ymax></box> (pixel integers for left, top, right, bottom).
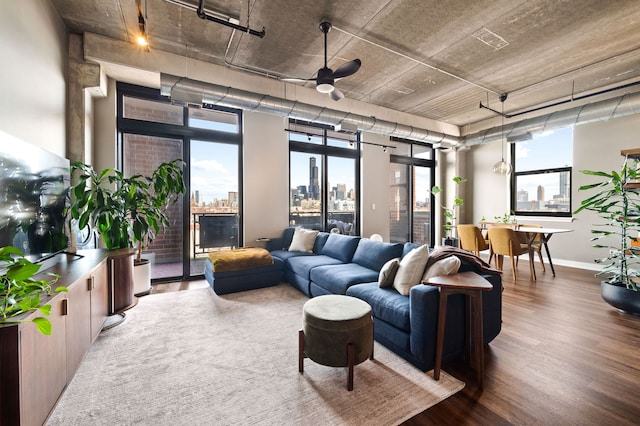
<box><xmin>320</xmin><ymin>233</ymin><xmax>361</xmax><ymax>263</ymax></box>
<box><xmin>282</xmin><ymin>227</ymin><xmax>296</xmax><ymax>249</ymax></box>
<box><xmin>270</xmin><ymin>249</ymin><xmax>315</xmax><ymax>262</ymax></box>
<box><xmin>378</xmin><ymin>258</ymin><xmax>400</xmax><ymax>288</ymax></box>
<box><xmin>313</xmin><ymin>232</ymin><xmax>330</xmax><ymax>253</ymax></box>
<box><xmin>393</xmin><ymin>245</ymin><xmax>429</xmax><ymax>296</ymax></box>
<box><xmin>352</xmin><ymin>239</ymin><xmax>404</xmax><ymax>271</ymax></box>
<box><xmin>402</xmin><ymin>242</ymin><xmax>422</xmax><ymax>257</ymax></box>
<box><xmin>422</xmin><ymin>256</ymin><xmax>461</xmax><ymax>280</ymax></box>
<box><xmin>289</xmin><ymin>227</ymin><xmax>319</xmax><ymax>252</ymax></box>
<box><xmin>287</xmin><ymin>254</ymin><xmax>343</xmax><ymax>280</ymax></box>
<box><xmin>310</xmin><ymin>263</ymin><xmax>380</xmax><ymax>295</ymax></box>
<box><xmin>347</xmin><ymin>282</ymin><xmax>411</xmax><ymax>332</ymax></box>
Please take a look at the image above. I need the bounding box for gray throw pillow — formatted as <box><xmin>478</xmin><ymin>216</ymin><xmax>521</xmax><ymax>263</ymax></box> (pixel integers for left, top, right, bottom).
<box><xmin>378</xmin><ymin>258</ymin><xmax>400</xmax><ymax>288</ymax></box>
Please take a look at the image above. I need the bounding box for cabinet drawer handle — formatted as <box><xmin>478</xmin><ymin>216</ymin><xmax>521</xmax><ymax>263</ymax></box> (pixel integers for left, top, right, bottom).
<box><xmin>61</xmin><ymin>298</ymin><xmax>69</xmax><ymax>316</ymax></box>
<box><xmin>87</xmin><ymin>275</ymin><xmax>95</xmax><ymax>291</ymax></box>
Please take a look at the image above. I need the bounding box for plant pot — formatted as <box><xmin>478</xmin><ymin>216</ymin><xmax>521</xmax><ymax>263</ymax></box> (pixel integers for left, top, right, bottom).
<box><xmin>133</xmin><ymin>258</ymin><xmax>152</xmax><ymax>297</ymax></box>
<box><xmin>601</xmin><ymin>281</ymin><xmax>640</xmax><ymax>315</ymax></box>
<box><xmin>442</xmin><ymin>237</ymin><xmax>459</xmax><ymax>248</ymax></box>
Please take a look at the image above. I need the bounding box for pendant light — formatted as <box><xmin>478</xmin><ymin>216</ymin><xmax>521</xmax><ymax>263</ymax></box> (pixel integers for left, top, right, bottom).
<box><xmin>492</xmin><ymin>94</ymin><xmax>512</xmax><ymax>175</ymax></box>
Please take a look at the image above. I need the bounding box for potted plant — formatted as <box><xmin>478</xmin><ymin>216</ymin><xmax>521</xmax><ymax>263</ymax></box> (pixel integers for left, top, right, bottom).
<box><xmin>68</xmin><ymin>159</ymin><xmax>186</xmax><ymax>296</ymax></box>
<box><xmin>574</xmin><ymin>156</ymin><xmax>640</xmax><ymax>314</ymax></box>
<box><xmin>0</xmin><ymin>246</ymin><xmax>67</xmax><ymax>335</ymax></box>
<box><xmin>431</xmin><ymin>176</ymin><xmax>466</xmax><ymax>247</ymax></box>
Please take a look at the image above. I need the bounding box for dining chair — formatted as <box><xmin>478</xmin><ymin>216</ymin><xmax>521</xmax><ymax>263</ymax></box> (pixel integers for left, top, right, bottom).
<box><xmin>487</xmin><ymin>226</ymin><xmax>534</xmax><ymax>280</ymax></box>
<box><xmin>457</xmin><ymin>224</ymin><xmax>493</xmax><ymax>263</ymax></box>
<box><xmin>519</xmin><ymin>224</ymin><xmax>545</xmax><ymax>272</ymax></box>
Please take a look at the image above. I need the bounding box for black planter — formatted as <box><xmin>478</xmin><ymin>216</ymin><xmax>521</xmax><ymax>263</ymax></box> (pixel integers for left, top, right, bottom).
<box><xmin>442</xmin><ymin>237</ymin><xmax>459</xmax><ymax>248</ymax></box>
<box><xmin>601</xmin><ymin>281</ymin><xmax>640</xmax><ymax>315</ymax></box>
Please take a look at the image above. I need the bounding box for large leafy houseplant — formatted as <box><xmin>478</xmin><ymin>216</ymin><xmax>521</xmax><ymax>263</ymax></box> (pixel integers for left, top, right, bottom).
<box><xmin>68</xmin><ymin>159</ymin><xmax>186</xmax><ymax>262</ymax></box>
<box><xmin>574</xmin><ymin>158</ymin><xmax>640</xmax><ymax>291</ymax></box>
<box><xmin>0</xmin><ymin>246</ymin><xmax>67</xmax><ymax>335</ymax></box>
<box><xmin>431</xmin><ymin>176</ymin><xmax>466</xmax><ymax>241</ymax></box>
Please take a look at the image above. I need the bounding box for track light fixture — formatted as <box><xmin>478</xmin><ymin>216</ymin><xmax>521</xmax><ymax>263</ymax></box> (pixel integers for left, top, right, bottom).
<box><xmin>137</xmin><ymin>13</ymin><xmax>148</xmax><ymax>46</ymax></box>
<box><xmin>136</xmin><ymin>0</ymin><xmax>149</xmax><ymax>47</ymax></box>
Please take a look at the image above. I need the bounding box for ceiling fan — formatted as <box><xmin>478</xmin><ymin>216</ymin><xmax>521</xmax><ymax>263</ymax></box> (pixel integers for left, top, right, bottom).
<box><xmin>282</xmin><ymin>21</ymin><xmax>361</xmax><ymax>101</ymax></box>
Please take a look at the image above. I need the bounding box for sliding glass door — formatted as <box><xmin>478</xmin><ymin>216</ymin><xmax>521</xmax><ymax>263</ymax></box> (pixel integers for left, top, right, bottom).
<box><xmin>118</xmin><ymin>82</ymin><xmax>242</xmax><ymax>282</ymax></box>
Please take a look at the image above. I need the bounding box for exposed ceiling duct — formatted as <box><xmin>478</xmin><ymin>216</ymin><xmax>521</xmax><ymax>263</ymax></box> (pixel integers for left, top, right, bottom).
<box><xmin>464</xmin><ymin>91</ymin><xmax>640</xmax><ymax>146</ymax></box>
<box><xmin>160</xmin><ymin>74</ymin><xmax>460</xmax><ymax>146</ymax></box>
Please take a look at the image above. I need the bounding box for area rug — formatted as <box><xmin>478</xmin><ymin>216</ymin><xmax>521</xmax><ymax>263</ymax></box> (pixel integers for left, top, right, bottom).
<box><xmin>47</xmin><ymin>284</ymin><xmax>464</xmax><ymax>426</ymax></box>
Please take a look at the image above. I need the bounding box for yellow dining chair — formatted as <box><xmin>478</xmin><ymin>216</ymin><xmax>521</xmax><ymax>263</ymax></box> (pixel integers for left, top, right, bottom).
<box><xmin>457</xmin><ymin>224</ymin><xmax>493</xmax><ymax>263</ymax></box>
<box><xmin>487</xmin><ymin>226</ymin><xmax>534</xmax><ymax>280</ymax></box>
<box><xmin>519</xmin><ymin>224</ymin><xmax>545</xmax><ymax>272</ymax></box>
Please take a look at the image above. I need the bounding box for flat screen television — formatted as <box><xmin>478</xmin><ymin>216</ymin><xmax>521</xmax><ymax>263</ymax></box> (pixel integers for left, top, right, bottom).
<box><xmin>0</xmin><ymin>137</ymin><xmax>71</xmax><ymax>262</ymax></box>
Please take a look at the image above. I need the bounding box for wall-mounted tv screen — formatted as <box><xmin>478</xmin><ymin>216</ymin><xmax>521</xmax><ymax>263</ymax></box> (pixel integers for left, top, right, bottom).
<box><xmin>0</xmin><ymin>136</ymin><xmax>70</xmax><ymax>262</ymax></box>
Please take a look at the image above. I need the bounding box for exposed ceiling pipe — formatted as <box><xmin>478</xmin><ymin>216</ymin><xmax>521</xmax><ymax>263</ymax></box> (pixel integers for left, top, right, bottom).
<box><xmin>479</xmin><ymin>80</ymin><xmax>640</xmax><ymax>118</ymax></box>
<box><xmin>464</xmin><ymin>91</ymin><xmax>640</xmax><ymax>146</ymax></box>
<box><xmin>160</xmin><ymin>73</ymin><xmax>460</xmax><ymax>145</ymax></box>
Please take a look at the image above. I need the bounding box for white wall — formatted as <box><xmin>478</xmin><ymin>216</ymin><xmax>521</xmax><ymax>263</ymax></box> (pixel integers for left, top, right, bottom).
<box><xmin>0</xmin><ymin>1</ymin><xmax>67</xmax><ymax>156</ymax></box>
<box><xmin>243</xmin><ymin>111</ymin><xmax>290</xmax><ymax>243</ymax></box>
<box><xmin>360</xmin><ymin>132</ymin><xmax>391</xmax><ymax>240</ymax></box>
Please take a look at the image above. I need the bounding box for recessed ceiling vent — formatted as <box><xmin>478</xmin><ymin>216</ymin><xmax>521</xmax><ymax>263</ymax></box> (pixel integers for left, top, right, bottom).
<box><xmin>471</xmin><ymin>27</ymin><xmax>509</xmax><ymax>50</ymax></box>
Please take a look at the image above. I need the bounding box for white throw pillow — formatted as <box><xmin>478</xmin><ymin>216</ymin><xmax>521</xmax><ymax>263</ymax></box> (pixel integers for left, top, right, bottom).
<box><xmin>288</xmin><ymin>228</ymin><xmax>319</xmax><ymax>253</ymax></box>
<box><xmin>393</xmin><ymin>245</ymin><xmax>430</xmax><ymax>296</ymax></box>
<box><xmin>378</xmin><ymin>258</ymin><xmax>400</xmax><ymax>288</ymax></box>
<box><xmin>422</xmin><ymin>256</ymin><xmax>461</xmax><ymax>281</ymax></box>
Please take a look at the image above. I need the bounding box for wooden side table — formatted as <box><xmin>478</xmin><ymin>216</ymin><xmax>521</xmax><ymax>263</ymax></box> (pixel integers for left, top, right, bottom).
<box><xmin>425</xmin><ymin>271</ymin><xmax>493</xmax><ymax>388</ymax></box>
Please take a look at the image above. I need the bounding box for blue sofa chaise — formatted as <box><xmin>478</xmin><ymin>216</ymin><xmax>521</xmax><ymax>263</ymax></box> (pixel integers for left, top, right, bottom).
<box><xmin>267</xmin><ymin>227</ymin><xmax>503</xmax><ymax>372</ymax></box>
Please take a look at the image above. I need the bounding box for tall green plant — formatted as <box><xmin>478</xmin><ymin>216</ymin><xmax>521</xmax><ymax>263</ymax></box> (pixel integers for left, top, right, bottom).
<box><xmin>0</xmin><ymin>246</ymin><xmax>67</xmax><ymax>335</ymax></box>
<box><xmin>69</xmin><ymin>159</ymin><xmax>186</xmax><ymax>261</ymax></box>
<box><xmin>574</xmin><ymin>159</ymin><xmax>640</xmax><ymax>290</ymax></box>
<box><xmin>431</xmin><ymin>176</ymin><xmax>466</xmax><ymax>237</ymax></box>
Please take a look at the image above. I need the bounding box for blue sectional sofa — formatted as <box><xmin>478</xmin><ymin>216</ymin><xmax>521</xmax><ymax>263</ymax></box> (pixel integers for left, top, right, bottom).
<box><xmin>267</xmin><ymin>227</ymin><xmax>503</xmax><ymax>372</ymax></box>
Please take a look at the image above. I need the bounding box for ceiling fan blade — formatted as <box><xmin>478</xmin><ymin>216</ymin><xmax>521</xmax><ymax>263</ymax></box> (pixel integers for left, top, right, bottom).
<box><xmin>332</xmin><ymin>59</ymin><xmax>361</xmax><ymax>79</ymax></box>
<box><xmin>330</xmin><ymin>88</ymin><xmax>344</xmax><ymax>101</ymax></box>
<box><xmin>281</xmin><ymin>77</ymin><xmax>316</xmax><ymax>83</ymax></box>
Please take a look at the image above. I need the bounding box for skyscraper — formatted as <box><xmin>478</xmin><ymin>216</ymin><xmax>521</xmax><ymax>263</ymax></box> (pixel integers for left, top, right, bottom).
<box><xmin>309</xmin><ymin>157</ymin><xmax>319</xmax><ymax>200</ymax></box>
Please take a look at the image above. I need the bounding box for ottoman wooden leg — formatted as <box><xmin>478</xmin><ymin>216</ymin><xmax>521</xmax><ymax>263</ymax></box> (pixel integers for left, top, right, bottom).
<box><xmin>298</xmin><ymin>329</ymin><xmax>305</xmax><ymax>373</ymax></box>
<box><xmin>347</xmin><ymin>343</ymin><xmax>355</xmax><ymax>391</ymax></box>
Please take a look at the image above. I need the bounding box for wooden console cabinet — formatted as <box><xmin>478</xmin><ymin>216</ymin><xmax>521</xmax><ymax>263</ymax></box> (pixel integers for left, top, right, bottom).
<box><xmin>0</xmin><ymin>249</ymin><xmax>110</xmax><ymax>426</ymax></box>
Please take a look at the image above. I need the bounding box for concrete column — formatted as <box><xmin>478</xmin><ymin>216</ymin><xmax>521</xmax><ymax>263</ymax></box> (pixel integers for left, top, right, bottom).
<box><xmin>66</xmin><ymin>33</ymin><xmax>106</xmax><ymax>167</ymax></box>
<box><xmin>455</xmin><ymin>147</ymin><xmax>467</xmax><ymax>225</ymax></box>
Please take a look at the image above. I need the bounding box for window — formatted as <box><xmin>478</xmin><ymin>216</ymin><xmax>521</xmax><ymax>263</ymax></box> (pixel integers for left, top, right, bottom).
<box><xmin>288</xmin><ymin>120</ymin><xmax>359</xmax><ymax>234</ymax></box>
<box><xmin>118</xmin><ymin>83</ymin><xmax>242</xmax><ymax>282</ymax></box>
<box><xmin>389</xmin><ymin>138</ymin><xmax>435</xmax><ymax>245</ymax></box>
<box><xmin>511</xmin><ymin>127</ymin><xmax>573</xmax><ymax>216</ymax></box>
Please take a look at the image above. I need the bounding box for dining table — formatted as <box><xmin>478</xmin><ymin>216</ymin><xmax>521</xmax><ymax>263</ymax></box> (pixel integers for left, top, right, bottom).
<box><xmin>513</xmin><ymin>226</ymin><xmax>573</xmax><ymax>279</ymax></box>
<box><xmin>479</xmin><ymin>222</ymin><xmax>573</xmax><ymax>279</ymax></box>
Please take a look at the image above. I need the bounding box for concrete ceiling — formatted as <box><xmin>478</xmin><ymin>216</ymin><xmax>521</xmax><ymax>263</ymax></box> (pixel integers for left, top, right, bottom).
<box><xmin>49</xmin><ymin>0</ymin><xmax>640</xmax><ymax>130</ymax></box>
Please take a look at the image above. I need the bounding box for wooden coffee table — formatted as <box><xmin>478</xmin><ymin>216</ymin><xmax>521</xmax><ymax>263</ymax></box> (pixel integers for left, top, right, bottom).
<box><xmin>425</xmin><ymin>271</ymin><xmax>493</xmax><ymax>388</ymax></box>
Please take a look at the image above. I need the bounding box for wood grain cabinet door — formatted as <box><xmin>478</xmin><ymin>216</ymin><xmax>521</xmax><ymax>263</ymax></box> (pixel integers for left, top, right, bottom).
<box><xmin>20</xmin><ymin>297</ymin><xmax>67</xmax><ymax>426</ymax></box>
<box><xmin>90</xmin><ymin>261</ymin><xmax>109</xmax><ymax>341</ymax></box>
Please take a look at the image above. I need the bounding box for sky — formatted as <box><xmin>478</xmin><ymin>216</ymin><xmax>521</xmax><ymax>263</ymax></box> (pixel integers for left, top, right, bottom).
<box><xmin>190</xmin><ymin>140</ymin><xmax>238</xmax><ymax>203</ymax></box>
<box><xmin>513</xmin><ymin>127</ymin><xmax>573</xmax><ymax>201</ymax></box>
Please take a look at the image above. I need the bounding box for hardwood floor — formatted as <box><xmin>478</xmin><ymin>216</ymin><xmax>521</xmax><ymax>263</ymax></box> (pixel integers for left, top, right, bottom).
<box><xmin>150</xmin><ymin>263</ymin><xmax>640</xmax><ymax>425</ymax></box>
<box><xmin>406</xmin><ymin>263</ymin><xmax>640</xmax><ymax>425</ymax></box>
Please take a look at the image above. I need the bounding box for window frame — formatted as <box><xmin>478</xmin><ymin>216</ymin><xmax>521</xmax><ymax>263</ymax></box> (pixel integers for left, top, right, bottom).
<box><xmin>389</xmin><ymin>137</ymin><xmax>436</xmax><ymax>245</ymax></box>
<box><xmin>116</xmin><ymin>82</ymin><xmax>243</xmax><ymax>281</ymax></box>
<box><xmin>288</xmin><ymin>119</ymin><xmax>361</xmax><ymax>234</ymax></box>
<box><xmin>509</xmin><ymin>136</ymin><xmax>573</xmax><ymax>218</ymax></box>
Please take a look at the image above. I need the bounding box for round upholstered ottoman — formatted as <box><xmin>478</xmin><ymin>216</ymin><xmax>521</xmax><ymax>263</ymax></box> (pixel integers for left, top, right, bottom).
<box><xmin>298</xmin><ymin>295</ymin><xmax>374</xmax><ymax>391</ymax></box>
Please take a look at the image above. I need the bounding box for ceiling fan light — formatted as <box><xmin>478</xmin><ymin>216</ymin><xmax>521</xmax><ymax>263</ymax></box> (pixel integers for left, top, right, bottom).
<box><xmin>316</xmin><ymin>83</ymin><xmax>334</xmax><ymax>93</ymax></box>
<box><xmin>492</xmin><ymin>159</ymin><xmax>512</xmax><ymax>175</ymax></box>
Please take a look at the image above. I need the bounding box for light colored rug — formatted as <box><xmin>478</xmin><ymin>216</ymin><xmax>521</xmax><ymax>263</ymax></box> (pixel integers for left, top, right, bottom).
<box><xmin>47</xmin><ymin>284</ymin><xmax>464</xmax><ymax>426</ymax></box>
